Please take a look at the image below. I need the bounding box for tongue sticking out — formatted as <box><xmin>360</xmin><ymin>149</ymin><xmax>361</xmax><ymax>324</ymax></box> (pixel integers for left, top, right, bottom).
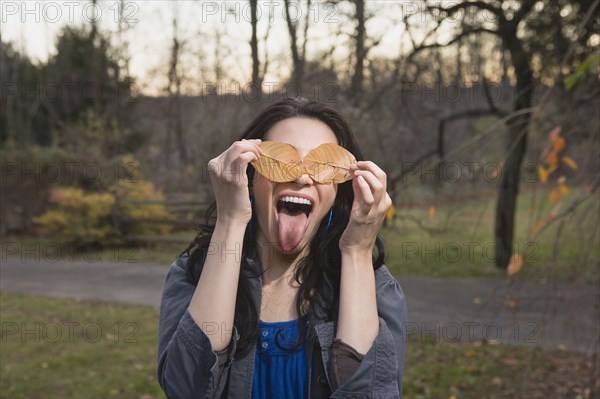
<box><xmin>277</xmin><ymin>205</ymin><xmax>310</xmax><ymax>252</ymax></box>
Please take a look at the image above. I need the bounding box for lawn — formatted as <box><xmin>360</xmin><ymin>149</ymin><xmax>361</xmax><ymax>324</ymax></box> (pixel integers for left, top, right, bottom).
<box><xmin>383</xmin><ymin>187</ymin><xmax>600</xmax><ymax>283</ymax></box>
<box><xmin>0</xmin><ymin>293</ymin><xmax>164</xmax><ymax>398</ymax></box>
<box><xmin>1</xmin><ymin>293</ymin><xmax>598</xmax><ymax>398</ymax></box>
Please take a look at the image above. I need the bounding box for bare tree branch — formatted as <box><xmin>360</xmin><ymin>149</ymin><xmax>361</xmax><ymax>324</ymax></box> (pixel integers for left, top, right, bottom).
<box><xmin>530</xmin><ymin>177</ymin><xmax>600</xmax><ymax>240</ymax></box>
<box><xmin>426</xmin><ymin>0</ymin><xmax>502</xmax><ymax>18</ymax></box>
<box><xmin>409</xmin><ymin>26</ymin><xmax>498</xmax><ymax>60</ymax></box>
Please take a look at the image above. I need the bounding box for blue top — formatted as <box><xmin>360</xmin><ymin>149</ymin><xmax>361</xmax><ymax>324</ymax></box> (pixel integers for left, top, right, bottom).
<box><xmin>251</xmin><ymin>318</ymin><xmax>308</xmax><ymax>399</ymax></box>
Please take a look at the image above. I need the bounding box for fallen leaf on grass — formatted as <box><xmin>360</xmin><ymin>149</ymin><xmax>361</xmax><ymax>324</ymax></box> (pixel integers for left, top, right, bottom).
<box><xmin>428</xmin><ymin>206</ymin><xmax>436</xmax><ymax>220</ymax></box>
<box><xmin>507</xmin><ymin>253</ymin><xmax>523</xmax><ymax>276</ymax></box>
<box><xmin>492</xmin><ymin>376</ymin><xmax>504</xmax><ymax>386</ymax></box>
<box><xmin>502</xmin><ymin>357</ymin><xmax>519</xmax><ymax>366</ymax></box>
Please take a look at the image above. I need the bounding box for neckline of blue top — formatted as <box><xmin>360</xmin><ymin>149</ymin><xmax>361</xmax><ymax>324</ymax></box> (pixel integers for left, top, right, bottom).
<box><xmin>259</xmin><ymin>318</ymin><xmax>299</xmax><ymax>327</ymax></box>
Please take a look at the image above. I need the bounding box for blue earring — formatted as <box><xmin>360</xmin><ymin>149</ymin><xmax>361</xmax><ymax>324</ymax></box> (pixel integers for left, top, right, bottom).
<box><xmin>322</xmin><ymin>208</ymin><xmax>333</xmax><ymax>239</ymax></box>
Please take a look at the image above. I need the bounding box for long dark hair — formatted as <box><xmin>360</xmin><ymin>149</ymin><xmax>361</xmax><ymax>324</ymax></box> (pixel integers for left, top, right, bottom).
<box><xmin>180</xmin><ymin>97</ymin><xmax>386</xmax><ymax>357</ymax></box>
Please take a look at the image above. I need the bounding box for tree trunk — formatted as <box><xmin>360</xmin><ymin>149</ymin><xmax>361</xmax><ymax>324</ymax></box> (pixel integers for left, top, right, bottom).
<box><xmin>494</xmin><ymin>34</ymin><xmax>533</xmax><ymax>268</ymax></box>
<box><xmin>284</xmin><ymin>0</ymin><xmax>303</xmax><ymax>85</ymax></box>
<box><xmin>350</xmin><ymin>0</ymin><xmax>366</xmax><ymax>103</ymax></box>
<box><xmin>167</xmin><ymin>10</ymin><xmax>188</xmax><ymax>169</ymax></box>
<box><xmin>249</xmin><ymin>0</ymin><xmax>261</xmax><ymax>94</ymax></box>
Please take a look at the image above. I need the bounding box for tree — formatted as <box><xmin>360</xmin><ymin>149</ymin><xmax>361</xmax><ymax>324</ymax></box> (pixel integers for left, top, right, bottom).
<box><xmin>165</xmin><ymin>3</ymin><xmax>189</xmax><ymax>169</ymax></box>
<box><xmin>43</xmin><ymin>23</ymin><xmax>134</xmax><ymax>128</ymax></box>
<box><xmin>283</xmin><ymin>0</ymin><xmax>312</xmax><ymax>85</ymax></box>
<box><xmin>349</xmin><ymin>0</ymin><xmax>366</xmax><ymax>101</ymax></box>
<box><xmin>405</xmin><ymin>0</ymin><xmax>599</xmax><ymax>268</ymax></box>
<box><xmin>249</xmin><ymin>0</ymin><xmax>261</xmax><ymax>92</ymax></box>
<box><xmin>0</xmin><ymin>40</ymin><xmax>50</xmax><ymax>145</ymax></box>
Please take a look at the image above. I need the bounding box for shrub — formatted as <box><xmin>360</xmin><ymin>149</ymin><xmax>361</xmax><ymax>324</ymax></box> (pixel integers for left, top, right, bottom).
<box><xmin>33</xmin><ymin>156</ymin><xmax>173</xmax><ymax>246</ymax></box>
<box><xmin>33</xmin><ymin>188</ymin><xmax>116</xmax><ymax>245</ymax></box>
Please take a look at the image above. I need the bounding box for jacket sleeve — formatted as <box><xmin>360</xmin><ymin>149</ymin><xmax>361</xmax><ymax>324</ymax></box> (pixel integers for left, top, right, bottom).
<box><xmin>317</xmin><ymin>265</ymin><xmax>408</xmax><ymax>399</ymax></box>
<box><xmin>157</xmin><ymin>256</ymin><xmax>238</xmax><ymax>399</ymax></box>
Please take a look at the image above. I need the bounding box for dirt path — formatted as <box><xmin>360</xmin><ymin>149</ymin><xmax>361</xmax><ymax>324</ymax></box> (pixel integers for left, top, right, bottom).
<box><xmin>1</xmin><ymin>257</ymin><xmax>598</xmax><ymax>352</ymax></box>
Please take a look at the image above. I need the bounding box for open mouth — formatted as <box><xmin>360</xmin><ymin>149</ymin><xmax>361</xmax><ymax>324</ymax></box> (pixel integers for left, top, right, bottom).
<box><xmin>276</xmin><ymin>196</ymin><xmax>313</xmax><ymax>217</ymax></box>
<box><xmin>275</xmin><ymin>196</ymin><xmax>314</xmax><ymax>252</ymax></box>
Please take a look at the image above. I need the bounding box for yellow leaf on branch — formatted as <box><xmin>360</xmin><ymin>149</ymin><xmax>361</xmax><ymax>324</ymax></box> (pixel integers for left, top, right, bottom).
<box><xmin>559</xmin><ymin>183</ymin><xmax>569</xmax><ymax>195</ymax></box>
<box><xmin>386</xmin><ymin>204</ymin><xmax>396</xmax><ymax>222</ymax></box>
<box><xmin>537</xmin><ymin>165</ymin><xmax>548</xmax><ymax>183</ymax></box>
<box><xmin>562</xmin><ymin>156</ymin><xmax>578</xmax><ymax>170</ymax></box>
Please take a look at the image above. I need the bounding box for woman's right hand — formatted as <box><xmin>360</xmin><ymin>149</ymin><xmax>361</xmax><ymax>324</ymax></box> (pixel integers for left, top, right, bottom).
<box><xmin>207</xmin><ymin>139</ymin><xmax>261</xmax><ymax>225</ymax></box>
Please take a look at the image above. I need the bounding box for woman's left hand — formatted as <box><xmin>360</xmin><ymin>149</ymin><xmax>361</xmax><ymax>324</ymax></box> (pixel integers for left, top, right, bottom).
<box><xmin>339</xmin><ymin>161</ymin><xmax>392</xmax><ymax>254</ymax></box>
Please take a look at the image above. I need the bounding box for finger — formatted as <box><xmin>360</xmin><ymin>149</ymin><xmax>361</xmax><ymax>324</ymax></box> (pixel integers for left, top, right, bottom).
<box><xmin>353</xmin><ymin>175</ymin><xmax>375</xmax><ymax>215</ymax></box>
<box><xmin>354</xmin><ymin>161</ymin><xmax>387</xmax><ymax>190</ymax></box>
<box><xmin>236</xmin><ymin>152</ymin><xmax>260</xmax><ymax>176</ymax></box>
<box><xmin>230</xmin><ymin>141</ymin><xmax>261</xmax><ymax>161</ymax></box>
<box><xmin>241</xmin><ymin>139</ymin><xmax>263</xmax><ymax>153</ymax></box>
<box><xmin>238</xmin><ymin>151</ymin><xmax>259</xmax><ymax>166</ymax></box>
<box><xmin>353</xmin><ymin>169</ymin><xmax>384</xmax><ymax>204</ymax></box>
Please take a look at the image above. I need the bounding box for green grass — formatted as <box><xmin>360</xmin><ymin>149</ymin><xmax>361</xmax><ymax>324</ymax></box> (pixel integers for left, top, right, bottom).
<box><xmin>405</xmin><ymin>335</ymin><xmax>599</xmax><ymax>398</ymax></box>
<box><xmin>1</xmin><ymin>293</ymin><xmax>597</xmax><ymax>398</ymax></box>
<box><xmin>0</xmin><ymin>293</ymin><xmax>165</xmax><ymax>398</ymax></box>
<box><xmin>383</xmin><ymin>187</ymin><xmax>600</xmax><ymax>283</ymax></box>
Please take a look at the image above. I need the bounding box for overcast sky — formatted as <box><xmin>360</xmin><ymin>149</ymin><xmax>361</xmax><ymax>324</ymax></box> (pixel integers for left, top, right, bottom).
<box><xmin>3</xmin><ymin>1</ymin><xmax>422</xmax><ymax>94</ymax></box>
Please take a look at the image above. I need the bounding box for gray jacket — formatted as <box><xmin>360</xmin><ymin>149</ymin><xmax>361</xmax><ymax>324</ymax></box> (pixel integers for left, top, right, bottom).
<box><xmin>157</xmin><ymin>255</ymin><xmax>408</xmax><ymax>398</ymax></box>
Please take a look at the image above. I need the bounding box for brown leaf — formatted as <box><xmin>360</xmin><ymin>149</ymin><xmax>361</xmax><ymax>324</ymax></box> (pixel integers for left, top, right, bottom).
<box><xmin>303</xmin><ymin>143</ymin><xmax>356</xmax><ymax>183</ymax></box>
<box><xmin>552</xmin><ymin>136</ymin><xmax>566</xmax><ymax>153</ymax></box>
<box><xmin>251</xmin><ymin>142</ymin><xmax>303</xmax><ymax>182</ymax></box>
<box><xmin>428</xmin><ymin>206</ymin><xmax>436</xmax><ymax>220</ymax></box>
<box><xmin>502</xmin><ymin>357</ymin><xmax>519</xmax><ymax>366</ymax></box>
<box><xmin>546</xmin><ymin>152</ymin><xmax>558</xmax><ymax>169</ymax></box>
<box><xmin>507</xmin><ymin>253</ymin><xmax>523</xmax><ymax>276</ymax></box>
<box><xmin>529</xmin><ymin>220</ymin><xmax>544</xmax><ymax>239</ymax></box>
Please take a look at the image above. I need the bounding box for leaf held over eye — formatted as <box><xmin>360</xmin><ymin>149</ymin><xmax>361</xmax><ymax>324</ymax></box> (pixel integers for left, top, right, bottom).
<box><xmin>251</xmin><ymin>141</ymin><xmax>303</xmax><ymax>182</ymax></box>
<box><xmin>303</xmin><ymin>143</ymin><xmax>357</xmax><ymax>183</ymax></box>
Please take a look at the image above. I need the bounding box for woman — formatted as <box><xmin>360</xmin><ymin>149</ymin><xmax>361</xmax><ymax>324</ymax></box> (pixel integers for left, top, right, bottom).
<box><xmin>157</xmin><ymin>98</ymin><xmax>408</xmax><ymax>398</ymax></box>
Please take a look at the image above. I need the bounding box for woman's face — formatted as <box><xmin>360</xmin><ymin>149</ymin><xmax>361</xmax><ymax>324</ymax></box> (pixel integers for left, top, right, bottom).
<box><xmin>252</xmin><ymin>117</ymin><xmax>338</xmax><ymax>256</ymax></box>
